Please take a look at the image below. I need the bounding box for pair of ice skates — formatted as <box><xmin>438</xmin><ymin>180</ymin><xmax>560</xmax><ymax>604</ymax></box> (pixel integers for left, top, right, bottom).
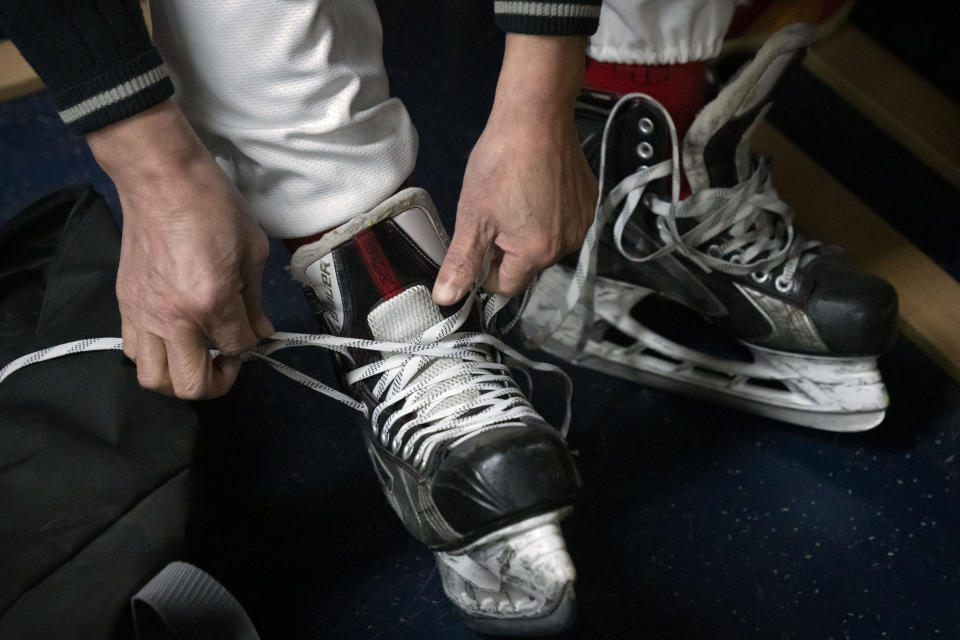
<box><xmin>279</xmin><ymin>23</ymin><xmax>896</xmax><ymax>637</ymax></box>
<box><xmin>0</xmin><ymin>23</ymin><xmax>895</xmax><ymax>637</ymax></box>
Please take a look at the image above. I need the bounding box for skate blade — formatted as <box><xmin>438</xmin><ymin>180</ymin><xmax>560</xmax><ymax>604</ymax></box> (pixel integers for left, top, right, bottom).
<box><xmin>567</xmin><ymin>352</ymin><xmax>885</xmax><ymax>431</ymax></box>
<box><xmin>522</xmin><ymin>266</ymin><xmax>889</xmax><ymax>432</ymax></box>
<box><xmin>435</xmin><ymin>509</ymin><xmax>576</xmax><ymax>637</ymax></box>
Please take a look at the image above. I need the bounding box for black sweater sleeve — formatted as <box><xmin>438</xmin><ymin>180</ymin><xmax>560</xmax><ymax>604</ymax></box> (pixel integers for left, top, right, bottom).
<box><xmin>0</xmin><ymin>1</ymin><xmax>597</xmax><ymax>136</ymax></box>
<box><xmin>0</xmin><ymin>0</ymin><xmax>173</xmax><ymax>135</ymax></box>
<box><xmin>494</xmin><ymin>1</ymin><xmax>602</xmax><ymax>36</ymax></box>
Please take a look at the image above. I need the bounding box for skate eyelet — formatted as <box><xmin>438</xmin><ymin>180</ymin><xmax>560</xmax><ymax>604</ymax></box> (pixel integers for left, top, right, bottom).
<box><xmin>775</xmin><ymin>274</ymin><xmax>794</xmax><ymax>293</ymax></box>
<box><xmin>708</xmin><ymin>245</ymin><xmax>722</xmax><ymax>258</ymax></box>
<box><xmin>636</xmin><ymin>142</ymin><xmax>654</xmax><ymax>159</ymax></box>
<box><xmin>751</xmin><ymin>271</ymin><xmax>770</xmax><ymax>283</ymax></box>
<box><xmin>642</xmin><ymin>193</ymin><xmax>655</xmax><ymax>208</ymax></box>
<box><xmin>729</xmin><ymin>252</ymin><xmax>743</xmax><ymax>264</ymax></box>
<box><xmin>638</xmin><ymin>117</ymin><xmax>655</xmax><ymax>134</ymax></box>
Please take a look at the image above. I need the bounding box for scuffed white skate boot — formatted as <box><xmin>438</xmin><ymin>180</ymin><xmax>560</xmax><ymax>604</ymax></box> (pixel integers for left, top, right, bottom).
<box><xmin>522</xmin><ymin>24</ymin><xmax>898</xmax><ymax>431</ymax></box>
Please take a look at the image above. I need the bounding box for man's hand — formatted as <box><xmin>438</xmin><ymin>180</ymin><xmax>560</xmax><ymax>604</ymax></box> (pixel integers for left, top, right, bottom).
<box><xmin>433</xmin><ymin>35</ymin><xmax>597</xmax><ymax>304</ymax></box>
<box><xmin>88</xmin><ymin>101</ymin><xmax>273</xmax><ymax>399</ymax></box>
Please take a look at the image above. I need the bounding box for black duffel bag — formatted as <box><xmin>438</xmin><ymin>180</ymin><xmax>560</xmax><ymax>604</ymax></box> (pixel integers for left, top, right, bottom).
<box><xmin>0</xmin><ymin>188</ymin><xmax>200</xmax><ymax>640</ymax></box>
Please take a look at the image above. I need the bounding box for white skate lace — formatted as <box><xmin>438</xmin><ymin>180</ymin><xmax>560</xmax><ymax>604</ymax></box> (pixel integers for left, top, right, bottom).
<box><xmin>0</xmin><ymin>289</ymin><xmax>570</xmax><ymax>472</ymax></box>
<box><xmin>528</xmin><ymin>93</ymin><xmax>820</xmax><ymax>349</ymax></box>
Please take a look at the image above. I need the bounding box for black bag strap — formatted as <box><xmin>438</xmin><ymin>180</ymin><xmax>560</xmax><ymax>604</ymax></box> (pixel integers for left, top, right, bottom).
<box><xmin>131</xmin><ymin>563</ymin><xmax>260</xmax><ymax>640</ymax></box>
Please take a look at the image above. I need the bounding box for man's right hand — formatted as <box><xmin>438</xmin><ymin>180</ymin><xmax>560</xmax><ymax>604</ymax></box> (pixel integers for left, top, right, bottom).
<box><xmin>87</xmin><ymin>101</ymin><xmax>274</xmax><ymax>399</ymax></box>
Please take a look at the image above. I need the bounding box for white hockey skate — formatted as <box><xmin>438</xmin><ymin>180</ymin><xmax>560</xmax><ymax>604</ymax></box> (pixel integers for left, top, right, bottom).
<box><xmin>522</xmin><ymin>24</ymin><xmax>898</xmax><ymax>432</ymax></box>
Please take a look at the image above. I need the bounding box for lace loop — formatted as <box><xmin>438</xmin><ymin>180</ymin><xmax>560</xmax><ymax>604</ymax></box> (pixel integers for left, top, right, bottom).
<box><xmin>0</xmin><ymin>291</ymin><xmax>571</xmax><ymax>473</ymax></box>
<box><xmin>247</xmin><ymin>290</ymin><xmax>571</xmax><ymax>470</ymax></box>
<box><xmin>524</xmin><ymin>92</ymin><xmax>821</xmax><ymax>353</ymax></box>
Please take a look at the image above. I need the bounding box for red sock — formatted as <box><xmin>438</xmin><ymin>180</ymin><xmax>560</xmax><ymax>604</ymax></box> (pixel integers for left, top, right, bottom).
<box><xmin>584</xmin><ymin>58</ymin><xmax>707</xmax><ymax>142</ymax></box>
<box><xmin>285</xmin><ymin>182</ymin><xmax>412</xmax><ymax>253</ymax></box>
<box><xmin>284</xmin><ymin>228</ymin><xmax>332</xmax><ymax>253</ymax></box>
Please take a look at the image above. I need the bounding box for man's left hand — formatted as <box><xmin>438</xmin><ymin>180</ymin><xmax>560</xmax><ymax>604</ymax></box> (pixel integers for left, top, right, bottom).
<box><xmin>433</xmin><ymin>35</ymin><xmax>597</xmax><ymax>304</ymax></box>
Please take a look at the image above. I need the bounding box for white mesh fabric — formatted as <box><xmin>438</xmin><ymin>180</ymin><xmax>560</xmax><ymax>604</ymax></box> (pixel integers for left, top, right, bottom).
<box><xmin>588</xmin><ymin>0</ymin><xmax>738</xmax><ymax>64</ymax></box>
<box><xmin>151</xmin><ymin>0</ymin><xmax>417</xmax><ymax>237</ymax></box>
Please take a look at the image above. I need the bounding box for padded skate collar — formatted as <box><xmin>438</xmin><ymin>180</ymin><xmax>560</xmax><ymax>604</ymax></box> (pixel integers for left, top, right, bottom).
<box><xmin>289</xmin><ymin>187</ymin><xmax>439</xmax><ymax>285</ymax></box>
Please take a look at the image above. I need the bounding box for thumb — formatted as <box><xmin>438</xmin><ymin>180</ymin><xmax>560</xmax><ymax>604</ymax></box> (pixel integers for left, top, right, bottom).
<box><xmin>433</xmin><ymin>220</ymin><xmax>491</xmax><ymax>305</ymax></box>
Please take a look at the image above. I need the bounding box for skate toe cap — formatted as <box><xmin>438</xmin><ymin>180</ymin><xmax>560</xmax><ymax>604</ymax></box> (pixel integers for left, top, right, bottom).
<box><xmin>431</xmin><ymin>424</ymin><xmax>580</xmax><ymax>542</ymax></box>
<box><xmin>807</xmin><ymin>255</ymin><xmax>899</xmax><ymax>355</ymax></box>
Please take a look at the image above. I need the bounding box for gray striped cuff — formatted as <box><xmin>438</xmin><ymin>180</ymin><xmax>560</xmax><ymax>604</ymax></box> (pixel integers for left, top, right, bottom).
<box><xmin>59</xmin><ymin>64</ymin><xmax>169</xmax><ymax>124</ymax></box>
<box><xmin>494</xmin><ymin>1</ymin><xmax>601</xmax><ymax>19</ymax></box>
<box><xmin>494</xmin><ymin>1</ymin><xmax>601</xmax><ymax>35</ymax></box>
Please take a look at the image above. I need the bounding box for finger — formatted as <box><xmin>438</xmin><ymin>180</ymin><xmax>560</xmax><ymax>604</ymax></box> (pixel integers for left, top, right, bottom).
<box><xmin>166</xmin><ymin>326</ymin><xmax>241</xmax><ymax>400</ymax></box>
<box><xmin>121</xmin><ymin>322</ymin><xmax>138</xmax><ymax>362</ymax></box>
<box><xmin>137</xmin><ymin>332</ymin><xmax>174</xmax><ymax>394</ymax></box>
<box><xmin>241</xmin><ymin>258</ymin><xmax>275</xmax><ymax>339</ymax></box>
<box><xmin>484</xmin><ymin>252</ymin><xmax>537</xmax><ymax>298</ymax></box>
<box><xmin>200</xmin><ymin>292</ymin><xmax>260</xmax><ymax>356</ymax></box>
<box><xmin>434</xmin><ymin>219</ymin><xmax>492</xmax><ymax>305</ymax></box>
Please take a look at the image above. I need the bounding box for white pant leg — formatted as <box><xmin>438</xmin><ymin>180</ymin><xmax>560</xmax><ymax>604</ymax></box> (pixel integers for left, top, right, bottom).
<box><xmin>588</xmin><ymin>0</ymin><xmax>740</xmax><ymax>64</ymax></box>
<box><xmin>151</xmin><ymin>0</ymin><xmax>418</xmax><ymax>238</ymax></box>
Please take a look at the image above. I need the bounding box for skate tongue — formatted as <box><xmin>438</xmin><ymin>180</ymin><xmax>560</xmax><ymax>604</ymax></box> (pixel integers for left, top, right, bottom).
<box><xmin>367</xmin><ymin>285</ymin><xmax>482</xmax><ymax>420</ymax></box>
<box><xmin>367</xmin><ymin>285</ymin><xmax>444</xmax><ymax>342</ymax></box>
<box><xmin>683</xmin><ymin>23</ymin><xmax>816</xmax><ymax>192</ymax></box>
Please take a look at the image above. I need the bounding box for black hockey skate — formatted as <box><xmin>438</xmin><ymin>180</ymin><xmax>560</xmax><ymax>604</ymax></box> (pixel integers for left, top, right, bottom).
<box><xmin>288</xmin><ymin>188</ymin><xmax>580</xmax><ymax>636</ymax></box>
<box><xmin>521</xmin><ymin>24</ymin><xmax>898</xmax><ymax>431</ymax></box>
